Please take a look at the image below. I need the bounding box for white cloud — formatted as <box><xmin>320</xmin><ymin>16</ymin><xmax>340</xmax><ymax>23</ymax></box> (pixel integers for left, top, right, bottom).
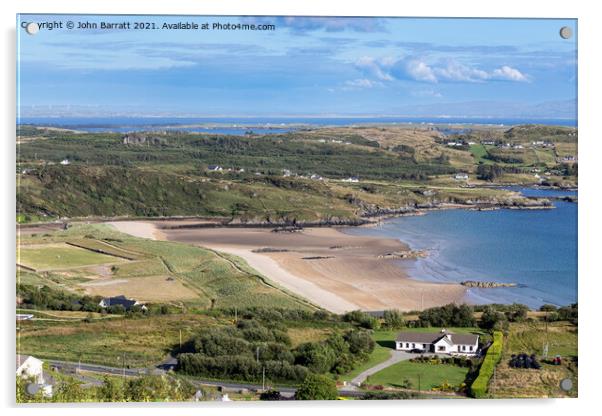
<box><xmin>354</xmin><ymin>56</ymin><xmax>394</xmax><ymax>81</ymax></box>
<box><xmin>344</xmin><ymin>78</ymin><xmax>382</xmax><ymax>88</ymax></box>
<box><xmin>491</xmin><ymin>65</ymin><xmax>528</xmax><ymax>81</ymax></box>
<box><xmin>434</xmin><ymin>61</ymin><xmax>490</xmax><ymax>82</ymax></box>
<box><xmin>405</xmin><ymin>59</ymin><xmax>438</xmax><ymax>83</ymax></box>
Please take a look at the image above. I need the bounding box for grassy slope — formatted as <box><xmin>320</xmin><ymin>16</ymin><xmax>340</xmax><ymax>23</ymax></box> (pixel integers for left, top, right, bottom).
<box><xmin>17</xmin><ymin>126</ymin><xmax>566</xmax><ymax>222</ymax></box>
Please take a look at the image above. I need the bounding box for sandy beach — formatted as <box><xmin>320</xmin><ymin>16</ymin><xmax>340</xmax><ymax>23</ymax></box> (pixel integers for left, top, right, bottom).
<box><xmin>109</xmin><ymin>221</ymin><xmax>467</xmax><ymax>313</ymax></box>
<box><xmin>106</xmin><ymin>221</ymin><xmax>166</xmax><ymax>240</ymax></box>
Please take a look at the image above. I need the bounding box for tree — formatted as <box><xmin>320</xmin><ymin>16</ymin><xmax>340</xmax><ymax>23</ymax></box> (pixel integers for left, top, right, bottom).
<box><xmin>479</xmin><ymin>306</ymin><xmax>508</xmax><ymax>331</ymax></box>
<box><xmin>383</xmin><ymin>309</ymin><xmax>405</xmax><ymax>329</ymax></box>
<box><xmin>344</xmin><ymin>330</ymin><xmax>375</xmax><ymax>355</ymax></box>
<box><xmin>295</xmin><ymin>374</ymin><xmax>338</xmax><ymax>400</ymax></box>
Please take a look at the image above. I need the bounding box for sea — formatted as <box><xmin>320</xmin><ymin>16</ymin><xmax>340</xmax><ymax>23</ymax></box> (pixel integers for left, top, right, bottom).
<box><xmin>344</xmin><ymin>187</ymin><xmax>577</xmax><ymax>309</ymax></box>
<box><xmin>18</xmin><ymin>116</ymin><xmax>577</xmax><ymax>135</ymax></box>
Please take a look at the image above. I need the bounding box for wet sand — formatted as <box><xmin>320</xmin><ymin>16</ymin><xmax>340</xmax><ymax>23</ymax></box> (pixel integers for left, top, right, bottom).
<box><xmin>109</xmin><ymin>221</ymin><xmax>466</xmax><ymax>313</ymax></box>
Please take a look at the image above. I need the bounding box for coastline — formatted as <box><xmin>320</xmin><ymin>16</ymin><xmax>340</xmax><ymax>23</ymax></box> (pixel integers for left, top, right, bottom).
<box><xmin>108</xmin><ymin>220</ymin><xmax>467</xmax><ymax>313</ymax></box>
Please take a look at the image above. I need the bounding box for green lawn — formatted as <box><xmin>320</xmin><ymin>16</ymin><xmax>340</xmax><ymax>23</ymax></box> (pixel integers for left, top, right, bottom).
<box><xmin>470</xmin><ymin>144</ymin><xmax>492</xmax><ymax>165</ymax></box>
<box><xmin>367</xmin><ymin>360</ymin><xmax>469</xmax><ymax>390</ymax></box>
<box><xmin>18</xmin><ymin>243</ymin><xmax>126</xmax><ymax>270</ymax></box>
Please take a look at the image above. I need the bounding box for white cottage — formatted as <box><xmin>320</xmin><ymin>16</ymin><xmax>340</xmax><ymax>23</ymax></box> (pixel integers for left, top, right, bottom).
<box><xmin>16</xmin><ymin>354</ymin><xmax>44</xmax><ymax>384</ymax></box>
<box><xmin>395</xmin><ymin>329</ymin><xmax>479</xmax><ymax>356</ymax></box>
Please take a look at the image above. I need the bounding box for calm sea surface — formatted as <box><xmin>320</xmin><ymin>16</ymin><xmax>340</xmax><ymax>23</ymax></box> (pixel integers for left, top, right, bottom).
<box><xmin>344</xmin><ymin>187</ymin><xmax>577</xmax><ymax>308</ymax></box>
<box><xmin>18</xmin><ymin>116</ymin><xmax>576</xmax><ymax>135</ymax></box>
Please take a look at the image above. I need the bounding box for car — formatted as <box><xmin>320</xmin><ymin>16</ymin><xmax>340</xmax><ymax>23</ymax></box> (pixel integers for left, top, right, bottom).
<box><xmin>410</xmin><ymin>348</ymin><xmax>426</xmax><ymax>354</ymax></box>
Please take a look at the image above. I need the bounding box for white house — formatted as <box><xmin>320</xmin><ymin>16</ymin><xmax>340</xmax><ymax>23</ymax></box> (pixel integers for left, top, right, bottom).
<box><xmin>17</xmin><ymin>355</ymin><xmax>44</xmax><ymax>384</ymax></box>
<box><xmin>17</xmin><ymin>354</ymin><xmax>53</xmax><ymax>397</ymax></box>
<box><xmin>454</xmin><ymin>173</ymin><xmax>469</xmax><ymax>181</ymax></box>
<box><xmin>395</xmin><ymin>329</ymin><xmax>479</xmax><ymax>356</ymax></box>
<box><xmin>207</xmin><ymin>165</ymin><xmax>223</xmax><ymax>172</ymax></box>
<box><xmin>60</xmin><ymin>159</ymin><xmax>70</xmax><ymax>165</ymax></box>
<box><xmin>342</xmin><ymin>176</ymin><xmax>360</xmax><ymax>183</ymax></box>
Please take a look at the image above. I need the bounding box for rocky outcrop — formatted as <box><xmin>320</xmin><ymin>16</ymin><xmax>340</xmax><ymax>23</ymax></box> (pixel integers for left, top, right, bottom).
<box><xmin>122</xmin><ymin>133</ymin><xmax>165</xmax><ymax>145</ymax></box>
<box><xmin>461</xmin><ymin>280</ymin><xmax>517</xmax><ymax>288</ymax></box>
<box><xmin>378</xmin><ymin>250</ymin><xmax>428</xmax><ymax>260</ymax></box>
<box><xmin>251</xmin><ymin>248</ymin><xmax>290</xmax><ymax>253</ymax></box>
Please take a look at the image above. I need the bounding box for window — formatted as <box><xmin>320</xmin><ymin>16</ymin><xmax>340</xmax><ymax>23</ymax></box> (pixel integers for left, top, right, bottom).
<box><xmin>462</xmin><ymin>345</ymin><xmax>465</xmax><ymax>351</ymax></box>
<box><xmin>438</xmin><ymin>346</ymin><xmax>445</xmax><ymax>351</ymax></box>
<box><xmin>423</xmin><ymin>344</ymin><xmax>428</xmax><ymax>349</ymax></box>
<box><xmin>469</xmin><ymin>346</ymin><xmax>474</xmax><ymax>351</ymax></box>
<box><xmin>406</xmin><ymin>343</ymin><xmax>410</xmax><ymax>348</ymax></box>
<box><xmin>411</xmin><ymin>343</ymin><xmax>415</xmax><ymax>348</ymax></box>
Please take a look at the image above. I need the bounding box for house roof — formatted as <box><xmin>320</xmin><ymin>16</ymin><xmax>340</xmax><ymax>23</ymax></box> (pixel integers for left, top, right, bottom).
<box><xmin>396</xmin><ymin>331</ymin><xmax>479</xmax><ymax>346</ymax></box>
<box><xmin>16</xmin><ymin>354</ymin><xmax>35</xmax><ymax>371</ymax></box>
<box><xmin>448</xmin><ymin>333</ymin><xmax>480</xmax><ymax>345</ymax></box>
<box><xmin>102</xmin><ymin>295</ymin><xmax>137</xmax><ymax>309</ymax></box>
<box><xmin>395</xmin><ymin>332</ymin><xmax>442</xmax><ymax>344</ymax></box>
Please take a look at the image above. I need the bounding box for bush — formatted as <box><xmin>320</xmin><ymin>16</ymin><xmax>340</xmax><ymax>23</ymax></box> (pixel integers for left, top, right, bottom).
<box><xmin>295</xmin><ymin>374</ymin><xmax>338</xmax><ymax>400</ymax></box>
<box><xmin>259</xmin><ymin>390</ymin><xmax>282</xmax><ymax>401</ymax></box>
<box><xmin>470</xmin><ymin>331</ymin><xmax>503</xmax><ymax>398</ymax></box>
<box><xmin>343</xmin><ymin>310</ymin><xmax>380</xmax><ymax>329</ymax></box>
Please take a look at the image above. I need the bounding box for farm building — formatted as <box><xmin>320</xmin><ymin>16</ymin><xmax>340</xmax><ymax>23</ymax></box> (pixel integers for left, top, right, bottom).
<box><xmin>99</xmin><ymin>295</ymin><xmax>145</xmax><ymax>311</ymax></box>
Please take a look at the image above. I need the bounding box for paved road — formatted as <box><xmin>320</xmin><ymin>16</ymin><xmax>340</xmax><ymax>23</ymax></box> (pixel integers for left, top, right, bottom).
<box><xmin>47</xmin><ymin>359</ymin><xmax>367</xmax><ymax>398</ymax></box>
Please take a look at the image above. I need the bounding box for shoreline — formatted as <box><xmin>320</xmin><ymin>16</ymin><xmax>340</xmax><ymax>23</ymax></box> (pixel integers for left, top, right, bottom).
<box><xmin>108</xmin><ymin>220</ymin><xmax>467</xmax><ymax>313</ymax></box>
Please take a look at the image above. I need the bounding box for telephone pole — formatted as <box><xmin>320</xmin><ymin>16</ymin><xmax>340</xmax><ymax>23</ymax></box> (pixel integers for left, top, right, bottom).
<box><xmin>262</xmin><ymin>367</ymin><xmax>266</xmax><ymax>391</ymax></box>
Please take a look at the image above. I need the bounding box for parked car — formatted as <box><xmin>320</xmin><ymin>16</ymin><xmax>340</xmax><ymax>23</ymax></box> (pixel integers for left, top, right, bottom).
<box><xmin>410</xmin><ymin>348</ymin><xmax>426</xmax><ymax>354</ymax></box>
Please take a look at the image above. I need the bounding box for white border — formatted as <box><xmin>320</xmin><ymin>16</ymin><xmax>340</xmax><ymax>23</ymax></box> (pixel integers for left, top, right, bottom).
<box><xmin>2</xmin><ymin>1</ymin><xmax>599</xmax><ymax>415</ymax></box>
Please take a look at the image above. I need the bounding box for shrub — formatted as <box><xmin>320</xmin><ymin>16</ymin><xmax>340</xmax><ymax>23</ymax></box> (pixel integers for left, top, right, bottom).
<box><xmin>295</xmin><ymin>374</ymin><xmax>338</xmax><ymax>400</ymax></box>
<box><xmin>470</xmin><ymin>331</ymin><xmax>503</xmax><ymax>398</ymax></box>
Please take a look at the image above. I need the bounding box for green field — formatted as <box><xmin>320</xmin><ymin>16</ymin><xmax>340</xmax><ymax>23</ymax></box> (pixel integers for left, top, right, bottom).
<box><xmin>17</xmin><ymin>313</ymin><xmax>225</xmax><ymax>367</ymax></box>
<box><xmin>367</xmin><ymin>360</ymin><xmax>469</xmax><ymax>390</ymax></box>
<box><xmin>469</xmin><ymin>144</ymin><xmax>491</xmax><ymax>165</ymax></box>
<box><xmin>18</xmin><ymin>224</ymin><xmax>315</xmax><ymax>311</ymax></box>
<box><xmin>504</xmin><ymin>321</ymin><xmax>577</xmax><ymax>357</ymax></box>
<box><xmin>488</xmin><ymin>321</ymin><xmax>578</xmax><ymax>398</ymax></box>
<box><xmin>18</xmin><ymin>243</ymin><xmax>126</xmax><ymax>270</ymax></box>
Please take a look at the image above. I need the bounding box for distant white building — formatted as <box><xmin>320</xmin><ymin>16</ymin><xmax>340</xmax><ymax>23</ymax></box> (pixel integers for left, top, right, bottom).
<box><xmin>60</xmin><ymin>159</ymin><xmax>70</xmax><ymax>165</ymax></box>
<box><xmin>207</xmin><ymin>165</ymin><xmax>223</xmax><ymax>172</ymax></box>
<box><xmin>310</xmin><ymin>174</ymin><xmax>323</xmax><ymax>181</ymax></box>
<box><xmin>342</xmin><ymin>177</ymin><xmax>360</xmax><ymax>183</ymax></box>
<box><xmin>454</xmin><ymin>173</ymin><xmax>469</xmax><ymax>181</ymax></box>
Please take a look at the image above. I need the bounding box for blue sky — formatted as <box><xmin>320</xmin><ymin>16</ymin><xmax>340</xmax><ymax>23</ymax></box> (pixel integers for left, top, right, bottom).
<box><xmin>17</xmin><ymin>15</ymin><xmax>577</xmax><ymax>118</ymax></box>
